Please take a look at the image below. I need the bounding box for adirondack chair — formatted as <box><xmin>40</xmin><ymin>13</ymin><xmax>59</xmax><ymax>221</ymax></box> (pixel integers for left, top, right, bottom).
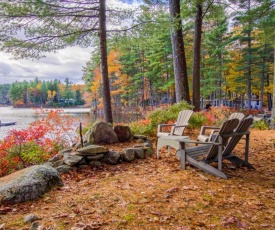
<box><xmin>157</xmin><ymin>110</ymin><xmax>193</xmax><ymax>156</ymax></box>
<box><xmin>157</xmin><ymin>110</ymin><xmax>193</xmax><ymax>137</ymax></box>
<box><xmin>177</xmin><ymin>117</ymin><xmax>253</xmax><ymax>179</ymax></box>
<box><xmin>197</xmin><ymin>112</ymin><xmax>245</xmax><ymax>142</ymax></box>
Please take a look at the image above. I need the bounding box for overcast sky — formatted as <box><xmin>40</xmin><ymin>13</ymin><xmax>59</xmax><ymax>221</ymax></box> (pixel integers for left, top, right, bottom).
<box><xmin>0</xmin><ymin>47</ymin><xmax>93</xmax><ymax>85</ymax></box>
<box><xmin>0</xmin><ymin>0</ymin><xmax>140</xmax><ymax>85</ymax></box>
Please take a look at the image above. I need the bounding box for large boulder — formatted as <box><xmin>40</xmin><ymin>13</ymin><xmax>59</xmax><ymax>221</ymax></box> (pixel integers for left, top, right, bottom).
<box><xmin>114</xmin><ymin>125</ymin><xmax>132</xmax><ymax>142</ymax></box>
<box><xmin>84</xmin><ymin>122</ymin><xmax>119</xmax><ymax>144</ymax></box>
<box><xmin>0</xmin><ymin>165</ymin><xmax>63</xmax><ymax>204</ymax></box>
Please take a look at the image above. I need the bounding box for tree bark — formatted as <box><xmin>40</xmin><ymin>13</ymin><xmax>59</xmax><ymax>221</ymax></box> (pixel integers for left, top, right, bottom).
<box><xmin>246</xmin><ymin>0</ymin><xmax>252</xmax><ymax>110</ymax></box>
<box><xmin>168</xmin><ymin>0</ymin><xmax>190</xmax><ymax>103</ymax></box>
<box><xmin>99</xmin><ymin>0</ymin><xmax>113</xmax><ymax>123</ymax></box>
<box><xmin>192</xmin><ymin>3</ymin><xmax>203</xmax><ymax>111</ymax></box>
<box><xmin>271</xmin><ymin>44</ymin><xmax>275</xmax><ymax>129</ymax></box>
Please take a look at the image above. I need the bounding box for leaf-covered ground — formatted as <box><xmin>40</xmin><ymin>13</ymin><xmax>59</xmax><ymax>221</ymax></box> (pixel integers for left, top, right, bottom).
<box><xmin>0</xmin><ymin>130</ymin><xmax>274</xmax><ymax>230</ymax></box>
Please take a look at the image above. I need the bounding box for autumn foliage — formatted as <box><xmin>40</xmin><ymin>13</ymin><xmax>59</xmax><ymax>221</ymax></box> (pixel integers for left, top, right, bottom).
<box><xmin>0</xmin><ymin>109</ymin><xmax>78</xmax><ymax>177</ymax></box>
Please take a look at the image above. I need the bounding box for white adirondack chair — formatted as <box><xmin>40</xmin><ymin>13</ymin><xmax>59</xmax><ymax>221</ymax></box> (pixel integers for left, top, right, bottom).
<box><xmin>157</xmin><ymin>110</ymin><xmax>193</xmax><ymax>156</ymax></box>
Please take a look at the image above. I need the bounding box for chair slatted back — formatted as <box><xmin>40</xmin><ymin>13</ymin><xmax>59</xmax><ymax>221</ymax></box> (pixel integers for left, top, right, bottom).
<box><xmin>228</xmin><ymin>112</ymin><xmax>245</xmax><ymax>121</ymax></box>
<box><xmin>171</xmin><ymin>110</ymin><xmax>193</xmax><ymax>136</ymax></box>
<box><xmin>205</xmin><ymin>119</ymin><xmax>239</xmax><ymax>161</ymax></box>
<box><xmin>222</xmin><ymin>117</ymin><xmax>253</xmax><ymax>157</ymax></box>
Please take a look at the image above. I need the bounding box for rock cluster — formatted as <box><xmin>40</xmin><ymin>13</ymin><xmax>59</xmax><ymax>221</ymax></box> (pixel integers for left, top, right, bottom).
<box><xmin>47</xmin><ymin>132</ymin><xmax>154</xmax><ymax>174</ymax></box>
<box><xmin>0</xmin><ymin>122</ymin><xmax>153</xmax><ymax>205</ymax></box>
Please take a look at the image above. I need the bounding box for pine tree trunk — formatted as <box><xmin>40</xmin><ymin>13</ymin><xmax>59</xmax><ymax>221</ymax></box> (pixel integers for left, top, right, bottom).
<box><xmin>260</xmin><ymin>50</ymin><xmax>266</xmax><ymax>111</ymax></box>
<box><xmin>99</xmin><ymin>0</ymin><xmax>113</xmax><ymax>123</ymax></box>
<box><xmin>168</xmin><ymin>0</ymin><xmax>190</xmax><ymax>103</ymax></box>
<box><xmin>192</xmin><ymin>3</ymin><xmax>202</xmax><ymax>111</ymax></box>
<box><xmin>271</xmin><ymin>44</ymin><xmax>275</xmax><ymax>129</ymax></box>
<box><xmin>246</xmin><ymin>0</ymin><xmax>252</xmax><ymax>110</ymax></box>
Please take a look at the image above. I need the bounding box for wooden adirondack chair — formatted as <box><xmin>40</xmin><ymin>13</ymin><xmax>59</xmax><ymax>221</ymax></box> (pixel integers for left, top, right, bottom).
<box><xmin>157</xmin><ymin>110</ymin><xmax>193</xmax><ymax>156</ymax></box>
<box><xmin>197</xmin><ymin>112</ymin><xmax>245</xmax><ymax>142</ymax></box>
<box><xmin>157</xmin><ymin>110</ymin><xmax>193</xmax><ymax>137</ymax></box>
<box><xmin>177</xmin><ymin>117</ymin><xmax>253</xmax><ymax>179</ymax></box>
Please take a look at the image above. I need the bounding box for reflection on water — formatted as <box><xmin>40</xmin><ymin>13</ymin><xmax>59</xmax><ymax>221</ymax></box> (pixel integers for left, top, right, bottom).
<box><xmin>0</xmin><ymin>107</ymin><xmax>141</xmax><ymax>140</ymax></box>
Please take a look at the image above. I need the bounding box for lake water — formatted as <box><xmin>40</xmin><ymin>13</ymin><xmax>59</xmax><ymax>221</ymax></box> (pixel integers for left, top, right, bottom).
<box><xmin>0</xmin><ymin>107</ymin><xmax>92</xmax><ymax>140</ymax></box>
<box><xmin>0</xmin><ymin>107</ymin><xmax>140</xmax><ymax>140</ymax></box>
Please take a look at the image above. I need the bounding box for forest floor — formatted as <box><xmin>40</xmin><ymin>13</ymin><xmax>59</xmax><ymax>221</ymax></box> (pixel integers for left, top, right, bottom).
<box><xmin>0</xmin><ymin>129</ymin><xmax>274</xmax><ymax>230</ymax></box>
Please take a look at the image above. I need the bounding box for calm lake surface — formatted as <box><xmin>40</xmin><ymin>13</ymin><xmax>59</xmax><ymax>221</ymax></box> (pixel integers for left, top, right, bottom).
<box><xmin>0</xmin><ymin>107</ymin><xmax>93</xmax><ymax>140</ymax></box>
<box><xmin>0</xmin><ymin>107</ymin><xmax>141</xmax><ymax>140</ymax></box>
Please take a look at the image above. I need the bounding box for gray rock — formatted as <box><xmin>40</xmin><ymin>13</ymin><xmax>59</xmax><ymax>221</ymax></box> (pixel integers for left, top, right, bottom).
<box><xmin>77</xmin><ymin>157</ymin><xmax>87</xmax><ymax>165</ymax></box>
<box><xmin>144</xmin><ymin>139</ymin><xmax>153</xmax><ymax>149</ymax></box>
<box><xmin>133</xmin><ymin>135</ymin><xmax>147</xmax><ymax>140</ymax></box>
<box><xmin>134</xmin><ymin>148</ymin><xmax>145</xmax><ymax>159</ymax></box>
<box><xmin>48</xmin><ymin>152</ymin><xmax>64</xmax><ymax>163</ymax></box>
<box><xmin>63</xmin><ymin>152</ymin><xmax>83</xmax><ymax>166</ymax></box>
<box><xmin>84</xmin><ymin>121</ymin><xmax>119</xmax><ymax>144</ymax></box>
<box><xmin>135</xmin><ymin>138</ymin><xmax>145</xmax><ymax>143</ymax></box>
<box><xmin>52</xmin><ymin>159</ymin><xmax>64</xmax><ymax>168</ymax></box>
<box><xmin>85</xmin><ymin>154</ymin><xmax>105</xmax><ymax>161</ymax></box>
<box><xmin>114</xmin><ymin>125</ymin><xmax>132</xmax><ymax>142</ymax></box>
<box><xmin>78</xmin><ymin>165</ymin><xmax>90</xmax><ymax>170</ymax></box>
<box><xmin>144</xmin><ymin>147</ymin><xmax>154</xmax><ymax>157</ymax></box>
<box><xmin>56</xmin><ymin>165</ymin><xmax>74</xmax><ymax>174</ymax></box>
<box><xmin>29</xmin><ymin>222</ymin><xmax>41</xmax><ymax>230</ymax></box>
<box><xmin>89</xmin><ymin>161</ymin><xmax>101</xmax><ymax>167</ymax></box>
<box><xmin>24</xmin><ymin>214</ymin><xmax>39</xmax><ymax>223</ymax></box>
<box><xmin>77</xmin><ymin>145</ymin><xmax>109</xmax><ymax>156</ymax></box>
<box><xmin>44</xmin><ymin>162</ymin><xmax>54</xmax><ymax>167</ymax></box>
<box><xmin>0</xmin><ymin>165</ymin><xmax>63</xmax><ymax>204</ymax></box>
<box><xmin>123</xmin><ymin>148</ymin><xmax>136</xmax><ymax>162</ymax></box>
<box><xmin>102</xmin><ymin>151</ymin><xmax>120</xmax><ymax>165</ymax></box>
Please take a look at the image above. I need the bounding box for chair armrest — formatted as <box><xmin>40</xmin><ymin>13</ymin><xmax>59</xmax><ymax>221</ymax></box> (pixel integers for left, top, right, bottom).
<box><xmin>157</xmin><ymin>124</ymin><xmax>175</xmax><ymax>133</ymax></box>
<box><xmin>174</xmin><ymin>124</ymin><xmax>188</xmax><ymax>128</ymax></box>
<box><xmin>179</xmin><ymin>139</ymin><xmax>221</xmax><ymax>146</ymax></box>
<box><xmin>199</xmin><ymin>126</ymin><xmax>220</xmax><ymax>135</ymax></box>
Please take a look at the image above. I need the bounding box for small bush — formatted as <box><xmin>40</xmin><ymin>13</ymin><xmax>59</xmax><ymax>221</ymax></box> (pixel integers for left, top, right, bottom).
<box><xmin>252</xmin><ymin>120</ymin><xmax>269</xmax><ymax>130</ymax></box>
<box><xmin>129</xmin><ymin>101</ymin><xmax>193</xmax><ymax>136</ymax></box>
<box><xmin>188</xmin><ymin>112</ymin><xmax>207</xmax><ymax>129</ymax></box>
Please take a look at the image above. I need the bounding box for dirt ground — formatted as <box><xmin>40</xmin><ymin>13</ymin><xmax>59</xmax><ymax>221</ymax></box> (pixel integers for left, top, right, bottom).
<box><xmin>0</xmin><ymin>129</ymin><xmax>274</xmax><ymax>230</ymax></box>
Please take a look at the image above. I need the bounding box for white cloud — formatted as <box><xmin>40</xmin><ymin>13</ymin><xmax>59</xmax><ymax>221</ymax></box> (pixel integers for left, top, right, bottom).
<box><xmin>0</xmin><ymin>0</ymin><xmax>138</xmax><ymax>85</ymax></box>
<box><xmin>0</xmin><ymin>46</ymin><xmax>93</xmax><ymax>85</ymax></box>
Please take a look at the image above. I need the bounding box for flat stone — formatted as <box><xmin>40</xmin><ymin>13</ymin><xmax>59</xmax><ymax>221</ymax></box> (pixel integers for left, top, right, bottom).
<box><xmin>63</xmin><ymin>152</ymin><xmax>83</xmax><ymax>166</ymax></box>
<box><xmin>86</xmin><ymin>154</ymin><xmax>105</xmax><ymax>161</ymax></box>
<box><xmin>133</xmin><ymin>135</ymin><xmax>147</xmax><ymax>140</ymax></box>
<box><xmin>56</xmin><ymin>165</ymin><xmax>74</xmax><ymax>174</ymax></box>
<box><xmin>76</xmin><ymin>145</ymin><xmax>109</xmax><ymax>155</ymax></box>
<box><xmin>24</xmin><ymin>214</ymin><xmax>39</xmax><ymax>223</ymax></box>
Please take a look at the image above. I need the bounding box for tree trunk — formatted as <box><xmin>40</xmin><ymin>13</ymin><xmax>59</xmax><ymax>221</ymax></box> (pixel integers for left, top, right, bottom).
<box><xmin>168</xmin><ymin>0</ymin><xmax>190</xmax><ymax>103</ymax></box>
<box><xmin>99</xmin><ymin>0</ymin><xmax>113</xmax><ymax>123</ymax></box>
<box><xmin>260</xmin><ymin>48</ymin><xmax>266</xmax><ymax>111</ymax></box>
<box><xmin>271</xmin><ymin>44</ymin><xmax>275</xmax><ymax>129</ymax></box>
<box><xmin>192</xmin><ymin>3</ymin><xmax>202</xmax><ymax>111</ymax></box>
<box><xmin>246</xmin><ymin>0</ymin><xmax>252</xmax><ymax>110</ymax></box>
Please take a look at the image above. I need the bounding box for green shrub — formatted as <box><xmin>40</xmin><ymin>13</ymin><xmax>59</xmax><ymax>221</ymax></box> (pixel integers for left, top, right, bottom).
<box><xmin>252</xmin><ymin>120</ymin><xmax>269</xmax><ymax>130</ymax></box>
<box><xmin>148</xmin><ymin>101</ymin><xmax>193</xmax><ymax>126</ymax></box>
<box><xmin>130</xmin><ymin>101</ymin><xmax>193</xmax><ymax>136</ymax></box>
<box><xmin>189</xmin><ymin>112</ymin><xmax>207</xmax><ymax>129</ymax></box>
